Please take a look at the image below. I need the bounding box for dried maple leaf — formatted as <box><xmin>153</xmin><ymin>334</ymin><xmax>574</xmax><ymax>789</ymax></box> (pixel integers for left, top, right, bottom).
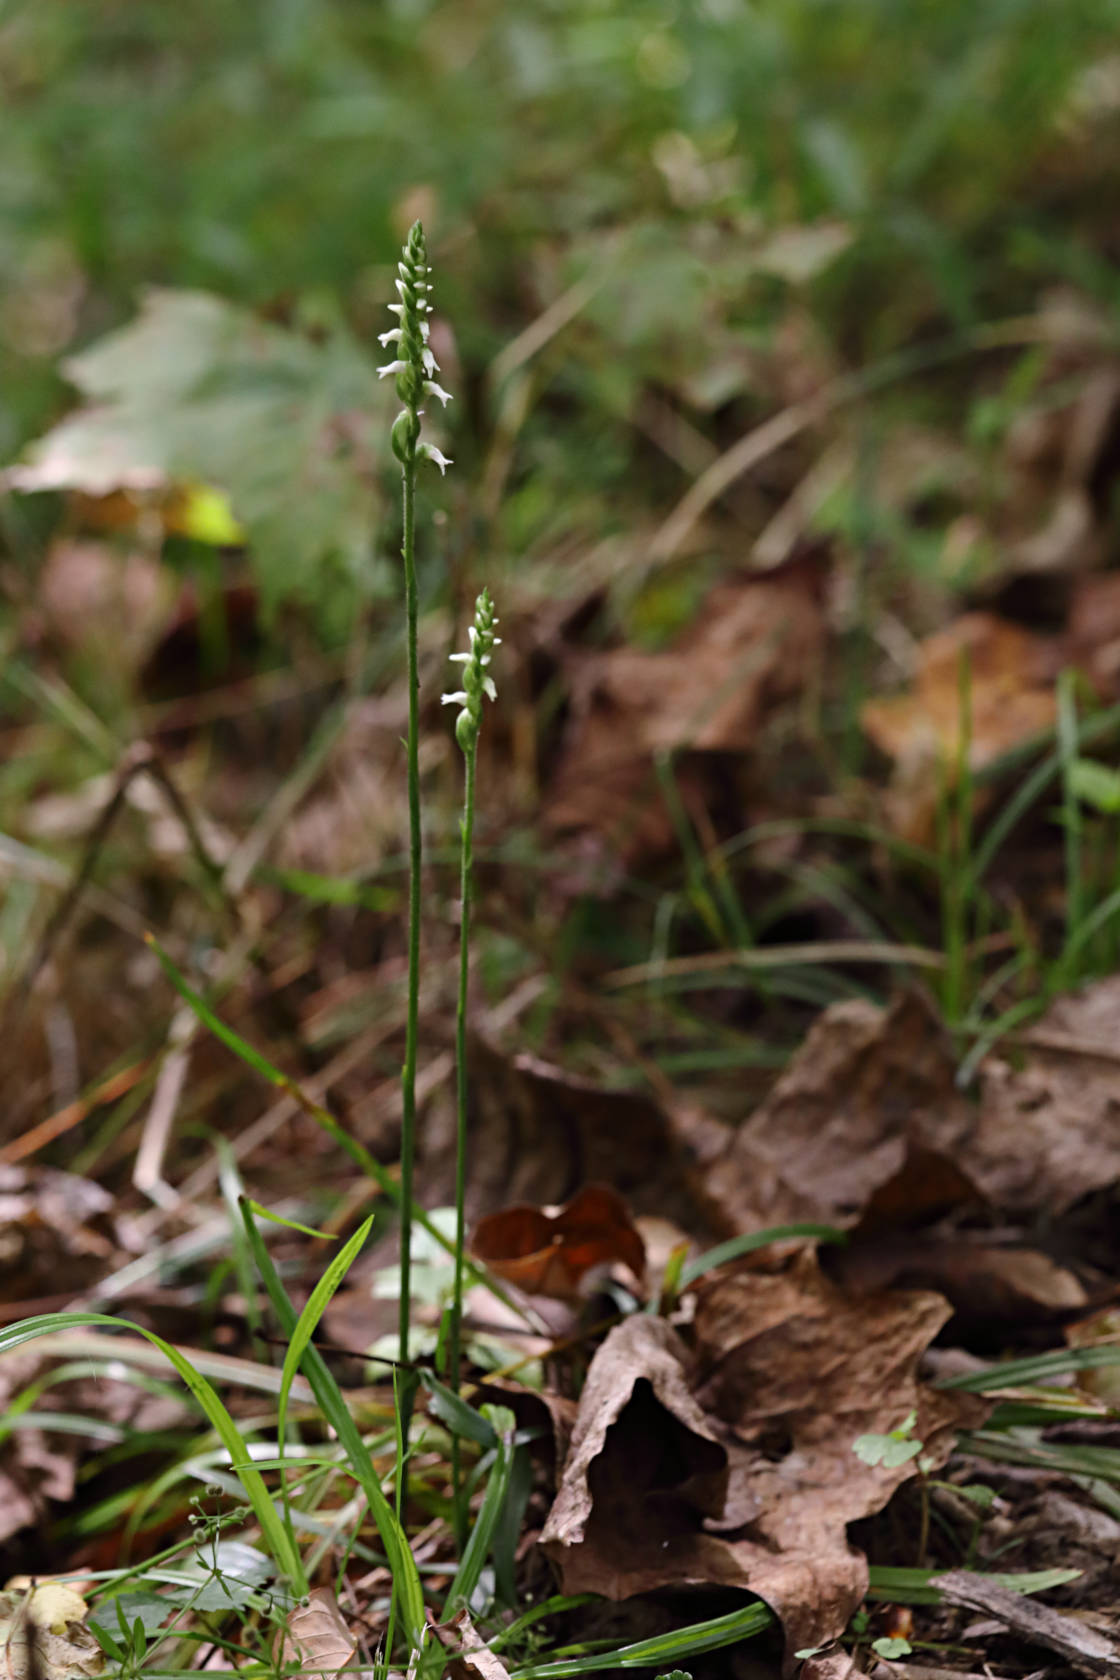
<box><xmin>471</xmin><ymin>1184</ymin><xmax>645</xmax><ymax>1300</ymax></box>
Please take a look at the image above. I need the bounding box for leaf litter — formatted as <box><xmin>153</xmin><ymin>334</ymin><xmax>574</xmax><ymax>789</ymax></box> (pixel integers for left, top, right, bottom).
<box><xmin>541</xmin><ymin>1265</ymin><xmax>984</xmax><ymax>1663</ymax></box>
<box><xmin>11</xmin><ymin>275</ymin><xmax>1120</xmax><ymax>1680</ymax></box>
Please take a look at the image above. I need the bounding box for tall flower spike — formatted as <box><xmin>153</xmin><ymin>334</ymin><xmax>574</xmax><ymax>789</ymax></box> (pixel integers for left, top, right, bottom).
<box><xmin>378</xmin><ymin>220</ymin><xmax>453</xmax><ymax>475</ymax></box>
<box><xmin>443</xmin><ymin>590</ymin><xmax>500</xmax><ymax>753</ymax></box>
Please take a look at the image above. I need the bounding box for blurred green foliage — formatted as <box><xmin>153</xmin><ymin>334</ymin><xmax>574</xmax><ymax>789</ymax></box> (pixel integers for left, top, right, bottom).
<box><xmin>4</xmin><ymin>0</ymin><xmax>1120</xmax><ymax>602</ymax></box>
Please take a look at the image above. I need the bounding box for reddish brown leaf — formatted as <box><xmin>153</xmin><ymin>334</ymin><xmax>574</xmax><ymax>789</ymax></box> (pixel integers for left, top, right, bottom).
<box><xmin>471</xmin><ymin>1184</ymin><xmax>646</xmax><ymax>1300</ymax></box>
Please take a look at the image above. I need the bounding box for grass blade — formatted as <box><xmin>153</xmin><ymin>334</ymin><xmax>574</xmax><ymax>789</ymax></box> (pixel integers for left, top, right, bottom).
<box><xmin>508</xmin><ymin>1600</ymin><xmax>774</xmax><ymax>1678</ymax></box>
<box><xmin>0</xmin><ymin>1312</ymin><xmax>306</xmax><ymax>1591</ymax></box>
<box><xmin>238</xmin><ymin>1201</ymin><xmax>427</xmax><ymax>1650</ymax></box>
<box><xmin>444</xmin><ymin>1404</ymin><xmax>516</xmax><ymax>1615</ymax></box>
<box><xmin>938</xmin><ymin>1346</ymin><xmax>1120</xmax><ymax>1390</ymax></box>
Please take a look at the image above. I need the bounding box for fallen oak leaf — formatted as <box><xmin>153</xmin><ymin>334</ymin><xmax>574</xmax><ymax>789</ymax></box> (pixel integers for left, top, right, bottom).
<box><xmin>700</xmin><ymin>990</ymin><xmax>978</xmax><ymax>1238</ymax></box>
<box><xmin>545</xmin><ymin>555</ymin><xmax>826</xmax><ymax>863</ymax></box>
<box><xmin>704</xmin><ymin>980</ymin><xmax>1120</xmax><ymax>1255</ymax></box>
<box><xmin>539</xmin><ymin>1314</ymin><xmax>734</xmax><ymax>1592</ymax></box>
<box><xmin>471</xmin><ymin>1184</ymin><xmax>646</xmax><ymax>1301</ymax></box>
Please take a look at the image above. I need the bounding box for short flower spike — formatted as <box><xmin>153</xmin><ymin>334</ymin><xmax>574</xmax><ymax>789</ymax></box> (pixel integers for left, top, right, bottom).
<box><xmin>378</xmin><ymin>221</ymin><xmax>453</xmax><ymax>474</ymax></box>
<box><xmin>443</xmin><ymin>590</ymin><xmax>500</xmax><ymax>752</ymax></box>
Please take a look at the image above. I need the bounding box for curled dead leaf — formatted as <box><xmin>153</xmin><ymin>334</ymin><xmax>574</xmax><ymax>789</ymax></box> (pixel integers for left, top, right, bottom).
<box><xmin>540</xmin><ymin>1275</ymin><xmax>982</xmax><ymax>1665</ymax></box>
<box><xmin>471</xmin><ymin>1184</ymin><xmax>646</xmax><ymax>1300</ymax></box>
<box><xmin>441</xmin><ymin>1038</ymin><xmax>722</xmax><ymax>1241</ymax></box>
<box><xmin>0</xmin><ymin>1584</ymin><xmax>103</xmax><ymax>1680</ymax></box>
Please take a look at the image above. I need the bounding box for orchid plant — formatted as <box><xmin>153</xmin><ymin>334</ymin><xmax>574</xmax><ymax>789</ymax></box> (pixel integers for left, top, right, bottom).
<box><xmin>376</xmin><ymin>221</ymin><xmax>453</xmax><ymax>1377</ymax></box>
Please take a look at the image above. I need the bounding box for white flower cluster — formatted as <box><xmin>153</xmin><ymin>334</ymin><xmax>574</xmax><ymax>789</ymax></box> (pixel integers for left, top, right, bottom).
<box><xmin>442</xmin><ymin>590</ymin><xmax>500</xmax><ymax>752</ymax></box>
<box><xmin>377</xmin><ymin>221</ymin><xmax>452</xmax><ymax>475</ymax></box>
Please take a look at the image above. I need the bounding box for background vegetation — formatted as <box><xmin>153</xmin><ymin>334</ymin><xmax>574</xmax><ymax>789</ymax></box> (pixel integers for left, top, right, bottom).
<box><xmin>4</xmin><ymin>0</ymin><xmax>1120</xmax><ymax>1671</ymax></box>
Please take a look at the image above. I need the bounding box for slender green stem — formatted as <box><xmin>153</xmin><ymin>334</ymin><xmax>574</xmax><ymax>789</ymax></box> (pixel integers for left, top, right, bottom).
<box><xmin>399</xmin><ymin>458</ymin><xmax>420</xmax><ymax>1376</ymax></box>
<box><xmin>449</xmin><ymin>740</ymin><xmax>477</xmax><ymax>1546</ymax></box>
<box><xmin>1057</xmin><ymin>667</ymin><xmax>1083</xmax><ymax>982</ymax></box>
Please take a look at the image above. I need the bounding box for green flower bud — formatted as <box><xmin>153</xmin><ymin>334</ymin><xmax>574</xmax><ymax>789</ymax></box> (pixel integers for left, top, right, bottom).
<box><xmin>456</xmin><ymin>709</ymin><xmax>478</xmax><ymax>753</ymax></box>
<box><xmin>391</xmin><ymin>409</ymin><xmax>420</xmax><ymax>464</ymax></box>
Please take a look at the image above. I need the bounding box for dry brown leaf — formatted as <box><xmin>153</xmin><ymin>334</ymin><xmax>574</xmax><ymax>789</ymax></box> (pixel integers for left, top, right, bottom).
<box><xmin>444</xmin><ymin>1037</ymin><xmax>724</xmax><ymax>1240</ymax></box>
<box><xmin>540</xmin><ymin>1314</ymin><xmax>735</xmax><ymax>1595</ymax></box>
<box><xmin>834</xmin><ymin>1237</ymin><xmax>1088</xmax><ymax>1336</ymax></box>
<box><xmin>545</xmin><ymin>558</ymin><xmax>825</xmax><ymax>860</ymax></box>
<box><xmin>691</xmin><ymin>1254</ymin><xmax>985</xmax><ymax>1654</ymax></box>
<box><xmin>862</xmin><ymin>612</ymin><xmax>1062</xmax><ymax>841</ymax></box>
<box><xmin>430</xmin><ymin>1609</ymin><xmax>513</xmax><ymax>1680</ymax></box>
<box><xmin>973</xmin><ymin>976</ymin><xmax>1120</xmax><ymax>1213</ymax></box>
<box><xmin>701</xmin><ymin>991</ymin><xmax>973</xmax><ymax>1236</ymax></box>
<box><xmin>280</xmin><ymin>1588</ymin><xmax>358</xmax><ymax>1678</ymax></box>
<box><xmin>0</xmin><ymin>1584</ymin><xmax>103</xmax><ymax>1680</ymax></box>
<box><xmin>470</xmin><ymin>1184</ymin><xmax>646</xmax><ymax>1300</ymax></box>
<box><xmin>704</xmin><ymin>982</ymin><xmax>1120</xmax><ymax>1245</ymax></box>
<box><xmin>540</xmin><ymin>1283</ymin><xmax>977</xmax><ymax>1664</ymax></box>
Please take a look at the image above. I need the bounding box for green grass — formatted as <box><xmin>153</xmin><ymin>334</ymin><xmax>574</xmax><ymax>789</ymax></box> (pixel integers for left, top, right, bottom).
<box><xmin>4</xmin><ymin>0</ymin><xmax>1120</xmax><ymax>1669</ymax></box>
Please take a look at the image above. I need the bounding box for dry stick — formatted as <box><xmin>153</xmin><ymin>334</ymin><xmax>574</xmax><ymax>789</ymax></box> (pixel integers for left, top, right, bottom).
<box><xmin>10</xmin><ymin>740</ymin><xmax>242</xmax><ymax>1016</ymax></box>
<box><xmin>934</xmin><ymin>1571</ymin><xmax>1120</xmax><ymax>1679</ymax></box>
<box><xmin>603</xmin><ymin>938</ymin><xmax>947</xmax><ymax>989</ymax></box>
<box><xmin>0</xmin><ymin>1057</ymin><xmax>151</xmax><ymax>1166</ymax></box>
<box><xmin>647</xmin><ymin>315</ymin><xmax>1093</xmax><ymax>569</ymax></box>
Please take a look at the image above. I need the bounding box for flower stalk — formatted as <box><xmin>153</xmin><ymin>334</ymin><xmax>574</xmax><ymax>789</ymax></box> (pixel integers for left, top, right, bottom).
<box><xmin>443</xmin><ymin>588</ymin><xmax>500</xmax><ymax>1540</ymax></box>
<box><xmin>377</xmin><ymin>221</ymin><xmax>452</xmax><ymax>1378</ymax></box>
